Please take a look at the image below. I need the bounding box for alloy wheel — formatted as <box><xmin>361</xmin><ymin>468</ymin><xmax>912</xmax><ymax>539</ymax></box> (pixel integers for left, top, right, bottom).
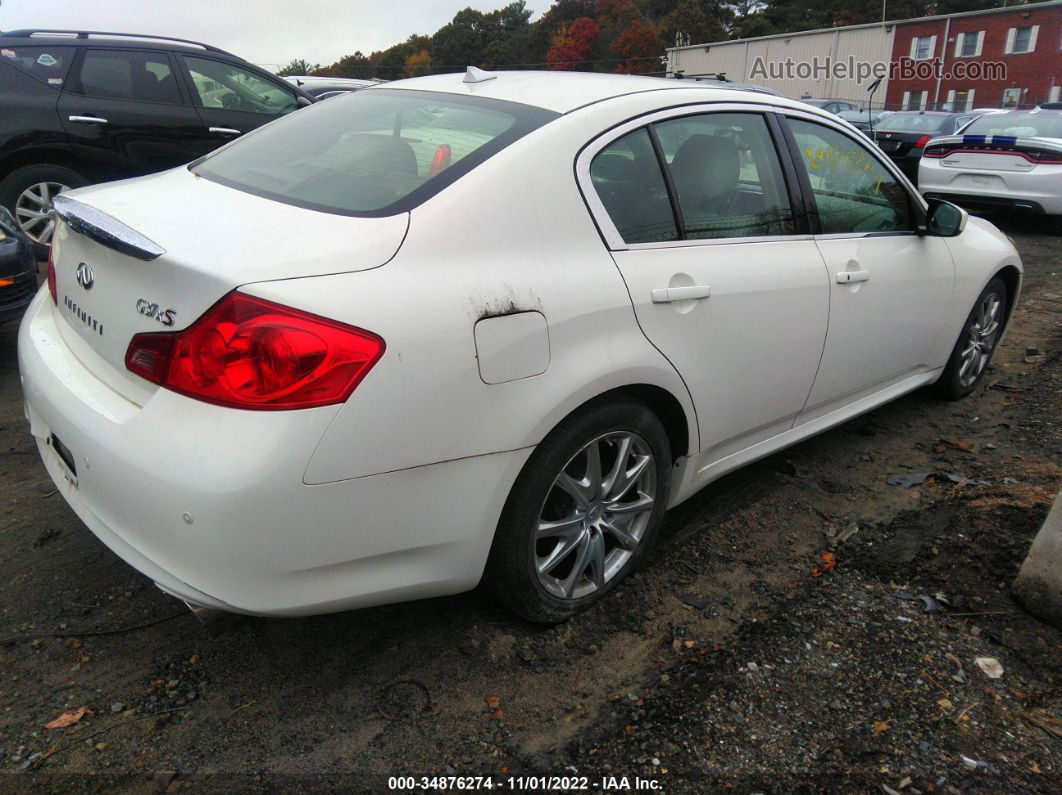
<box><xmin>957</xmin><ymin>290</ymin><xmax>1002</xmax><ymax>388</ymax></box>
<box><xmin>15</xmin><ymin>181</ymin><xmax>68</xmax><ymax>245</ymax></box>
<box><xmin>535</xmin><ymin>431</ymin><xmax>657</xmax><ymax>600</ymax></box>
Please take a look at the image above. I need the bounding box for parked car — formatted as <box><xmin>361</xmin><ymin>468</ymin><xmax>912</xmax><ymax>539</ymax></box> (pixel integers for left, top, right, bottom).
<box><xmin>837</xmin><ymin>109</ymin><xmax>893</xmax><ymax>133</ymax></box>
<box><xmin>920</xmin><ymin>108</ymin><xmax>1062</xmax><ymax>215</ymax></box>
<box><xmin>19</xmin><ymin>71</ymin><xmax>1022</xmax><ymax>624</ymax></box>
<box><xmin>800</xmin><ymin>98</ymin><xmax>860</xmax><ymax>115</ymax></box>
<box><xmin>0</xmin><ymin>29</ymin><xmax>315</xmax><ymax>254</ymax></box>
<box><xmin>0</xmin><ymin>205</ymin><xmax>36</xmax><ymax>323</ymax></box>
<box><xmin>284</xmin><ymin>75</ymin><xmax>381</xmax><ymax>100</ymax></box>
<box><xmin>873</xmin><ymin>111</ymin><xmax>983</xmax><ymax>181</ymax></box>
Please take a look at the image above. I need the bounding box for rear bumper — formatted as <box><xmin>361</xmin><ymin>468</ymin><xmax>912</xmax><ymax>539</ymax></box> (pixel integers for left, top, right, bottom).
<box><xmin>18</xmin><ymin>291</ymin><xmax>531</xmax><ymax>615</ymax></box>
<box><xmin>918</xmin><ymin>160</ymin><xmax>1062</xmax><ymax>215</ymax></box>
<box><xmin>922</xmin><ymin>191</ymin><xmax>1047</xmax><ymax>214</ymax></box>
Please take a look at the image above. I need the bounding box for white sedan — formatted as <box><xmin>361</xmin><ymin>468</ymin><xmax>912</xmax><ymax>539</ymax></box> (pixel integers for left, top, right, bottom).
<box><xmin>919</xmin><ymin>108</ymin><xmax>1062</xmax><ymax>215</ymax></box>
<box><xmin>18</xmin><ymin>70</ymin><xmax>1022</xmax><ymax>623</ymax></box>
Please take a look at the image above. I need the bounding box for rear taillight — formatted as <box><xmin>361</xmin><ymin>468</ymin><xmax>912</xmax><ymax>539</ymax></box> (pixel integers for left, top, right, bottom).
<box><xmin>125</xmin><ymin>292</ymin><xmax>385</xmax><ymax>410</ymax></box>
<box><xmin>914</xmin><ymin>135</ymin><xmax>932</xmax><ymax>149</ymax></box>
<box><xmin>922</xmin><ymin>145</ymin><xmax>947</xmax><ymax>158</ymax></box>
<box><xmin>47</xmin><ymin>245</ymin><xmax>57</xmax><ymax>304</ymax></box>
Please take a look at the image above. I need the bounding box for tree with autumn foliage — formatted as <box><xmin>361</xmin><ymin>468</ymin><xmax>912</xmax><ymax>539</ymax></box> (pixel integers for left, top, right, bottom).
<box><xmin>546</xmin><ymin>16</ymin><xmax>602</xmax><ymax>70</ymax></box>
<box><xmin>404</xmin><ymin>49</ymin><xmax>434</xmax><ymax>77</ymax></box>
<box><xmin>610</xmin><ymin>19</ymin><xmax>662</xmax><ymax>73</ymax></box>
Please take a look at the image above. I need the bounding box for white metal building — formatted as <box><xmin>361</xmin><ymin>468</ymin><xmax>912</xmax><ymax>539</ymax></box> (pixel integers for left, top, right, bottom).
<box><xmin>666</xmin><ymin>22</ymin><xmax>896</xmax><ymax>105</ymax></box>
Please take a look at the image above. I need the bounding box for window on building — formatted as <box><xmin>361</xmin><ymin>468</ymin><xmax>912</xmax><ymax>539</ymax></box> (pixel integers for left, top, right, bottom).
<box><xmin>954</xmin><ymin>31</ymin><xmax>983</xmax><ymax>58</ymax></box>
<box><xmin>910</xmin><ymin>36</ymin><xmax>936</xmax><ymax>60</ymax></box>
<box><xmin>946</xmin><ymin>89</ymin><xmax>975</xmax><ymax>112</ymax></box>
<box><xmin>1002</xmin><ymin>88</ymin><xmax>1024</xmax><ymax>107</ymax></box>
<box><xmin>902</xmin><ymin>91</ymin><xmax>928</xmax><ymax>110</ymax></box>
<box><xmin>1005</xmin><ymin>26</ymin><xmax>1039</xmax><ymax>54</ymax></box>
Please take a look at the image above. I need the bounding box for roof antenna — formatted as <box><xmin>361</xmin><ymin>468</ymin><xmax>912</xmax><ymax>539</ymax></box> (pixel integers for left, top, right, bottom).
<box><xmin>463</xmin><ymin>66</ymin><xmax>497</xmax><ymax>84</ymax></box>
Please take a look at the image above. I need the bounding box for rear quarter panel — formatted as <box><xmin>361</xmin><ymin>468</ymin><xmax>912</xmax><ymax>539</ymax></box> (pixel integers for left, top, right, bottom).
<box><xmin>242</xmin><ymin>93</ymin><xmax>712</xmax><ymax>484</ymax></box>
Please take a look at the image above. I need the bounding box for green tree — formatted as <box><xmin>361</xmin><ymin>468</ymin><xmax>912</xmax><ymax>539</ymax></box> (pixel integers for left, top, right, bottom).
<box><xmin>277</xmin><ymin>58</ymin><xmax>320</xmax><ymax>76</ymax></box>
<box><xmin>662</xmin><ymin>0</ymin><xmax>733</xmax><ymax>47</ymax></box>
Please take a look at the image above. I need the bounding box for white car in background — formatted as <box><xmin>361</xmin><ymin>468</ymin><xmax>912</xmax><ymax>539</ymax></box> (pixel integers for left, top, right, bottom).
<box><xmin>920</xmin><ymin>109</ymin><xmax>1062</xmax><ymax>215</ymax></box>
<box><xmin>19</xmin><ymin>70</ymin><xmax>1022</xmax><ymax>624</ymax></box>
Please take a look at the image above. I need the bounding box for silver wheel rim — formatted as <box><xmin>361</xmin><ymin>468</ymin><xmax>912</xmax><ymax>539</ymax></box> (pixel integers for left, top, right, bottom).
<box><xmin>958</xmin><ymin>291</ymin><xmax>1002</xmax><ymax>388</ymax></box>
<box><xmin>15</xmin><ymin>181</ymin><xmax>68</xmax><ymax>245</ymax></box>
<box><xmin>534</xmin><ymin>431</ymin><xmax>657</xmax><ymax>601</ymax></box>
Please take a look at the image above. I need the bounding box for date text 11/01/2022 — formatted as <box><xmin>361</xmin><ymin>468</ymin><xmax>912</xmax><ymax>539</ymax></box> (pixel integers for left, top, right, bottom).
<box><xmin>388</xmin><ymin>775</ymin><xmax>662</xmax><ymax>790</ymax></box>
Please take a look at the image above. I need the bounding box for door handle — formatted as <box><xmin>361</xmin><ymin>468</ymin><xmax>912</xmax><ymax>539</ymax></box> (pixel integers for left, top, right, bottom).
<box><xmin>836</xmin><ymin>270</ymin><xmax>871</xmax><ymax>284</ymax></box>
<box><xmin>651</xmin><ymin>285</ymin><xmax>711</xmax><ymax>303</ymax></box>
<box><xmin>69</xmin><ymin>115</ymin><xmax>109</xmax><ymax>124</ymax></box>
<box><xmin>208</xmin><ymin>127</ymin><xmax>242</xmax><ymax>135</ymax></box>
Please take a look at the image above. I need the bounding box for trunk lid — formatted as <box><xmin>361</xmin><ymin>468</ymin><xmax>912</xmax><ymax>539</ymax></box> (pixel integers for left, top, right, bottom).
<box><xmin>921</xmin><ymin>134</ymin><xmax>1062</xmax><ymax>173</ymax></box>
<box><xmin>49</xmin><ymin>167</ymin><xmax>409</xmax><ymax>405</ymax></box>
<box><xmin>874</xmin><ymin>130</ymin><xmax>922</xmax><ymax>157</ymax></box>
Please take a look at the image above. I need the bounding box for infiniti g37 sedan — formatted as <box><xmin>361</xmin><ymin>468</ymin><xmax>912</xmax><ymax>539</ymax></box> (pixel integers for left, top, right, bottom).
<box><xmin>18</xmin><ymin>70</ymin><xmax>1022</xmax><ymax>623</ymax></box>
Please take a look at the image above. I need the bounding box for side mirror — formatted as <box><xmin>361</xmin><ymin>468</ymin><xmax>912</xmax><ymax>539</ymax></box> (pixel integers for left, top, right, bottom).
<box><xmin>297</xmin><ymin>95</ymin><xmax>313</xmax><ymax>108</ymax></box>
<box><xmin>924</xmin><ymin>199</ymin><xmax>968</xmax><ymax>237</ymax></box>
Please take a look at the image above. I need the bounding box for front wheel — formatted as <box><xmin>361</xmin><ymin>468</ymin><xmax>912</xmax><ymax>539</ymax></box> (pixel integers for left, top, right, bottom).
<box><xmin>486</xmin><ymin>398</ymin><xmax>672</xmax><ymax>624</ymax></box>
<box><xmin>935</xmin><ymin>277</ymin><xmax>1008</xmax><ymax>400</ymax></box>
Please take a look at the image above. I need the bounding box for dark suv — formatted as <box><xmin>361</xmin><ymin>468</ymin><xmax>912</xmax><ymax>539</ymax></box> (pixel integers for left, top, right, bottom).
<box><xmin>0</xmin><ymin>29</ymin><xmax>314</xmax><ymax>253</ymax></box>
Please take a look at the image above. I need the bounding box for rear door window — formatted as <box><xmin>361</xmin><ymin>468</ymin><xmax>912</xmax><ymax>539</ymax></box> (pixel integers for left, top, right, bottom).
<box><xmin>73</xmin><ymin>49</ymin><xmax>181</xmax><ymax>104</ymax></box>
<box><xmin>0</xmin><ymin>45</ymin><xmax>74</xmax><ymax>88</ymax></box>
<box><xmin>193</xmin><ymin>88</ymin><xmax>557</xmax><ymax>216</ymax></box>
<box><xmin>655</xmin><ymin>112</ymin><xmax>795</xmax><ymax>239</ymax></box>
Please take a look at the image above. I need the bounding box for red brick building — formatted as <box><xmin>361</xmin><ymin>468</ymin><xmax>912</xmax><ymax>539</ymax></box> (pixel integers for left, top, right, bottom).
<box><xmin>886</xmin><ymin>0</ymin><xmax>1062</xmax><ymax>110</ymax></box>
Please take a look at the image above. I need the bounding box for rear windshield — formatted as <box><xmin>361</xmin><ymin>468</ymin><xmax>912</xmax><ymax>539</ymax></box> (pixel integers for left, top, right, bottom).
<box><xmin>961</xmin><ymin>111</ymin><xmax>1062</xmax><ymax>140</ymax></box>
<box><xmin>193</xmin><ymin>88</ymin><xmax>557</xmax><ymax>216</ymax></box>
<box><xmin>878</xmin><ymin>113</ymin><xmax>948</xmax><ymax>132</ymax></box>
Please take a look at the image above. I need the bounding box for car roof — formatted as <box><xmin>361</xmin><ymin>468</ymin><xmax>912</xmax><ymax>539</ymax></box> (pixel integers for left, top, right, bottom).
<box><xmin>0</xmin><ymin>29</ymin><xmax>239</xmax><ymax>58</ymax></box>
<box><xmin>888</xmin><ymin>110</ymin><xmax>955</xmax><ymax>116</ymax></box>
<box><xmin>285</xmin><ymin>76</ymin><xmax>378</xmax><ymax>88</ymax></box>
<box><xmin>377</xmin><ymin>69</ymin><xmax>797</xmax><ymax>114</ymax></box>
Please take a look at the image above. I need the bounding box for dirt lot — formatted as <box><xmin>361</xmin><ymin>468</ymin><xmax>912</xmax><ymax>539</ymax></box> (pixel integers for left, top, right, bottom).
<box><xmin>1</xmin><ymin>218</ymin><xmax>1059</xmax><ymax>793</ymax></box>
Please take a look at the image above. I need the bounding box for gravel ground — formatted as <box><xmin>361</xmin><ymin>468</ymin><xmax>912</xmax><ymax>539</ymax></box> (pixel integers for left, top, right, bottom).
<box><xmin>0</xmin><ymin>217</ymin><xmax>1058</xmax><ymax>793</ymax></box>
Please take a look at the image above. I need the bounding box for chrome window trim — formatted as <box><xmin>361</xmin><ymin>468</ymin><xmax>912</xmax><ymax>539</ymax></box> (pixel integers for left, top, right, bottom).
<box><xmin>622</xmin><ymin>233</ymin><xmax>814</xmax><ymax>251</ymax></box>
<box><xmin>778</xmin><ymin>107</ymin><xmax>929</xmax><ymax>241</ymax></box>
<box><xmin>575</xmin><ymin>101</ymin><xmax>802</xmax><ymax>252</ymax></box>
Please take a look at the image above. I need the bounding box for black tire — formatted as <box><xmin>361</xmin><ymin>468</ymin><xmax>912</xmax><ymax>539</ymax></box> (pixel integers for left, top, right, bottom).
<box><xmin>934</xmin><ymin>276</ymin><xmax>1008</xmax><ymax>400</ymax></box>
<box><xmin>0</xmin><ymin>163</ymin><xmax>89</xmax><ymax>258</ymax></box>
<box><xmin>485</xmin><ymin>396</ymin><xmax>672</xmax><ymax>624</ymax></box>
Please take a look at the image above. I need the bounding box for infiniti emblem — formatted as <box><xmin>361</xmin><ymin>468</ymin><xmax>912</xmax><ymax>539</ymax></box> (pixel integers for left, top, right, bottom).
<box><xmin>75</xmin><ymin>262</ymin><xmax>94</xmax><ymax>290</ymax></box>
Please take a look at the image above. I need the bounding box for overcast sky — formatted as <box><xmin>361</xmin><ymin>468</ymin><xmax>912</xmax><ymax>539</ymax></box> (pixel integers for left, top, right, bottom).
<box><xmin>0</xmin><ymin>0</ymin><xmax>555</xmax><ymax>71</ymax></box>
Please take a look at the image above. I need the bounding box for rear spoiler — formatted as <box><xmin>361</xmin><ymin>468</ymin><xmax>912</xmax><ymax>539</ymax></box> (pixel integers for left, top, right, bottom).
<box><xmin>922</xmin><ymin>134</ymin><xmax>1062</xmax><ymax>162</ymax></box>
<box><xmin>52</xmin><ymin>194</ymin><xmax>165</xmax><ymax>261</ymax></box>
